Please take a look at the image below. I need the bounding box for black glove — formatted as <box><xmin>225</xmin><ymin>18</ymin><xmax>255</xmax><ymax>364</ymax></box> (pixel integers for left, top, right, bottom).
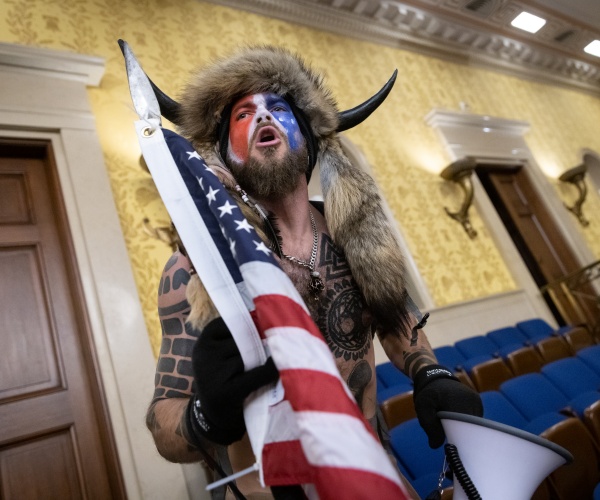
<box><xmin>186</xmin><ymin>317</ymin><xmax>279</xmax><ymax>446</ymax></box>
<box><xmin>413</xmin><ymin>364</ymin><xmax>483</xmax><ymax>449</ymax></box>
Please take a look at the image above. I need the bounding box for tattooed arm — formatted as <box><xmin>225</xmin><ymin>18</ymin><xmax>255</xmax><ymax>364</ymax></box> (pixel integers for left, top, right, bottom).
<box><xmin>376</xmin><ymin>298</ymin><xmax>437</xmax><ymax>379</ymax></box>
<box><xmin>146</xmin><ymin>251</ymin><xmax>213</xmax><ymax>463</ymax></box>
<box><xmin>378</xmin><ymin>297</ymin><xmax>483</xmax><ymax>450</ymax></box>
<box><xmin>377</xmin><ymin>328</ymin><xmax>438</xmax><ymax>379</ymax></box>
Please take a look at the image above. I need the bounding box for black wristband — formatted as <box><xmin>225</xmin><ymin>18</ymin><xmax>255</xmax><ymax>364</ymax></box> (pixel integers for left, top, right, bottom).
<box><xmin>184</xmin><ymin>398</ymin><xmax>247</xmax><ymax>500</ymax></box>
<box><xmin>185</xmin><ymin>394</ymin><xmax>209</xmax><ymax>448</ymax></box>
<box><xmin>185</xmin><ymin>393</ymin><xmax>242</xmax><ymax>446</ymax></box>
<box><xmin>413</xmin><ymin>364</ymin><xmax>459</xmax><ymax>394</ymax></box>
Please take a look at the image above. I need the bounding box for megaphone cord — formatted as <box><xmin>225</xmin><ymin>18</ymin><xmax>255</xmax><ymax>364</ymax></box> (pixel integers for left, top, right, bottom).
<box><xmin>444</xmin><ymin>444</ymin><xmax>482</xmax><ymax>500</ymax></box>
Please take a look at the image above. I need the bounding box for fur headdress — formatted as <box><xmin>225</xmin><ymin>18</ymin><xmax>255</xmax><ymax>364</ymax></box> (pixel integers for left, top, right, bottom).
<box><xmin>148</xmin><ymin>46</ymin><xmax>411</xmax><ymax>337</ymax></box>
<box><xmin>178</xmin><ymin>46</ymin><xmax>337</xmax><ymax>162</ymax></box>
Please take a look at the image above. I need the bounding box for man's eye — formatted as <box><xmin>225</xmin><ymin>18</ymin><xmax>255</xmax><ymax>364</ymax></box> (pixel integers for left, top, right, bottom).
<box><xmin>271</xmin><ymin>106</ymin><xmax>286</xmax><ymax>112</ymax></box>
<box><xmin>236</xmin><ymin>112</ymin><xmax>248</xmax><ymax>120</ymax></box>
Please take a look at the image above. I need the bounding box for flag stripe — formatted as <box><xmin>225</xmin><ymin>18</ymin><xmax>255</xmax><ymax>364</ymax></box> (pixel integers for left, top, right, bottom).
<box><xmin>280</xmin><ymin>370</ymin><xmax>372</xmax><ymax>430</ymax></box>
<box><xmin>262</xmin><ymin>440</ymin><xmax>313</xmax><ymax>485</ymax></box>
<box><xmin>253</xmin><ymin>294</ymin><xmax>324</xmax><ymax>340</ymax></box>
<box><xmin>296</xmin><ymin>412</ymin><xmax>400</xmax><ymax>483</ymax></box>
<box><xmin>241</xmin><ymin>261</ymin><xmax>309</xmax><ymax>314</ymax></box>
<box><xmin>263</xmin><ymin>327</ymin><xmax>341</xmax><ymax>378</ymax></box>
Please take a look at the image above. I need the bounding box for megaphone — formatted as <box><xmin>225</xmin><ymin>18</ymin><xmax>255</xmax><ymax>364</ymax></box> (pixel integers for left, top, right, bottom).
<box><xmin>438</xmin><ymin>411</ymin><xmax>573</xmax><ymax>500</ymax></box>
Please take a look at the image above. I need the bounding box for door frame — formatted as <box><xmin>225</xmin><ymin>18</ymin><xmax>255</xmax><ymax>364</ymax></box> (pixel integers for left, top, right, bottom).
<box><xmin>0</xmin><ymin>43</ymin><xmax>192</xmax><ymax>499</ymax></box>
<box><xmin>426</xmin><ymin>109</ymin><xmax>596</xmax><ymax>327</ymax></box>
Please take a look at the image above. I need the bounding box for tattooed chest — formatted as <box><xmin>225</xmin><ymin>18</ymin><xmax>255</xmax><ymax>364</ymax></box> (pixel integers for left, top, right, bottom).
<box><xmin>310</xmin><ymin>278</ymin><xmax>375</xmax><ymax>408</ymax></box>
<box><xmin>301</xmin><ymin>274</ymin><xmax>376</xmax><ymax>413</ymax></box>
<box><xmin>288</xmin><ymin>234</ymin><xmax>375</xmax><ymax>364</ymax></box>
<box><xmin>281</xmin><ymin>233</ymin><xmax>378</xmax><ymax>412</ymax></box>
<box><xmin>308</xmin><ymin>278</ymin><xmax>373</xmax><ymax>362</ymax></box>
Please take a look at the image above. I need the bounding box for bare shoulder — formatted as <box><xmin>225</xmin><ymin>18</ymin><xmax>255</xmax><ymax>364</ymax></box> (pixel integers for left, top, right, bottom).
<box><xmin>158</xmin><ymin>251</ymin><xmax>194</xmax><ymax>312</ymax></box>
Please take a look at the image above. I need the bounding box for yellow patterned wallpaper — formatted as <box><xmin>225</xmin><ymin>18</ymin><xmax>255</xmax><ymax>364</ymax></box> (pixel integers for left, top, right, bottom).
<box><xmin>1</xmin><ymin>0</ymin><xmax>599</xmax><ymax>356</ymax></box>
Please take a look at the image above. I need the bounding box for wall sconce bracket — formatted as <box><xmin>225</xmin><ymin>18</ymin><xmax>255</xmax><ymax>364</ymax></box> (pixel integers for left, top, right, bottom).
<box><xmin>440</xmin><ymin>157</ymin><xmax>478</xmax><ymax>239</ymax></box>
<box><xmin>559</xmin><ymin>164</ymin><xmax>589</xmax><ymax>227</ymax></box>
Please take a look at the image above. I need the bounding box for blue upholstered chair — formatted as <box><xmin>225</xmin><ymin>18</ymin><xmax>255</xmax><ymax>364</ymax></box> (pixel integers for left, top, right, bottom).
<box><xmin>515</xmin><ymin>318</ymin><xmax>556</xmax><ymax>343</ymax></box>
<box><xmin>455</xmin><ymin>335</ymin><xmax>500</xmax><ymax>359</ymax></box>
<box><xmin>389</xmin><ymin>418</ymin><xmax>450</xmax><ymax>499</ymax></box>
<box><xmin>433</xmin><ymin>345</ymin><xmax>467</xmax><ymax>372</ymax></box>
<box><xmin>487</xmin><ymin>326</ymin><xmax>529</xmax><ymax>348</ymax></box>
<box><xmin>577</xmin><ymin>345</ymin><xmax>600</xmax><ymax>376</ymax></box>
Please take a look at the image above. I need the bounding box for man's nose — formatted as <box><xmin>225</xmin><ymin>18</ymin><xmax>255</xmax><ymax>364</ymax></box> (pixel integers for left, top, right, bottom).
<box><xmin>255</xmin><ymin>106</ymin><xmax>273</xmax><ymax>124</ymax></box>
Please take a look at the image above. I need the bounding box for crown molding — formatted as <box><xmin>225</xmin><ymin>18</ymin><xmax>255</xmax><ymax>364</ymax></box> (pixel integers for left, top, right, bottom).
<box><xmin>0</xmin><ymin>42</ymin><xmax>105</xmax><ymax>86</ymax></box>
<box><xmin>426</xmin><ymin>108</ymin><xmax>530</xmax><ymax>134</ymax></box>
<box><xmin>206</xmin><ymin>0</ymin><xmax>600</xmax><ymax>96</ymax></box>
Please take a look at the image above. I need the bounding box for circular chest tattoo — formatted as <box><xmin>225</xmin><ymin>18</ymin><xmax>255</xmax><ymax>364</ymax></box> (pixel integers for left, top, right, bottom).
<box><xmin>317</xmin><ymin>279</ymin><xmax>372</xmax><ymax>361</ymax></box>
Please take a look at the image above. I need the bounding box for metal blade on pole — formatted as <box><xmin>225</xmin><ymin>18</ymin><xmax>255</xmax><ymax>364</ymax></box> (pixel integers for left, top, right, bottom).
<box><xmin>119</xmin><ymin>39</ymin><xmax>161</xmax><ymax>124</ymax></box>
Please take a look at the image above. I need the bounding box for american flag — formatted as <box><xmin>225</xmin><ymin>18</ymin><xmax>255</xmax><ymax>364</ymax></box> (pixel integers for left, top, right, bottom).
<box><xmin>141</xmin><ymin>125</ymin><xmax>408</xmax><ymax>499</ymax></box>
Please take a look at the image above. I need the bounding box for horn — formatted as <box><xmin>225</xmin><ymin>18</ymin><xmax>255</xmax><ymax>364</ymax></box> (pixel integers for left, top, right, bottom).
<box><xmin>336</xmin><ymin>70</ymin><xmax>397</xmax><ymax>132</ymax></box>
<box><xmin>117</xmin><ymin>39</ymin><xmax>182</xmax><ymax>124</ymax></box>
<box><xmin>439</xmin><ymin>411</ymin><xmax>573</xmax><ymax>500</ymax></box>
<box><xmin>147</xmin><ymin>78</ymin><xmax>182</xmax><ymax>125</ymax></box>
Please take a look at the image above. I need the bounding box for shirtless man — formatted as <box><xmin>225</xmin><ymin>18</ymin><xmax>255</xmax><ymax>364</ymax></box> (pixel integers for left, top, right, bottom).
<box><xmin>144</xmin><ymin>47</ymin><xmax>482</xmax><ymax>499</ymax></box>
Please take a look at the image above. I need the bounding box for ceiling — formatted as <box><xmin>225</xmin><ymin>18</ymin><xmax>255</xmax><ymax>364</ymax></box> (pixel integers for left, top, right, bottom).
<box><xmin>207</xmin><ymin>0</ymin><xmax>600</xmax><ymax>95</ymax></box>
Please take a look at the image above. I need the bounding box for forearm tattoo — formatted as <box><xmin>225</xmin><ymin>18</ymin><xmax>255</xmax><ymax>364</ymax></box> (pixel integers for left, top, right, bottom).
<box><xmin>153</xmin><ymin>256</ymin><xmax>198</xmax><ymax>403</ymax></box>
<box><xmin>153</xmin><ymin>300</ymin><xmax>198</xmax><ymax>400</ymax></box>
<box><xmin>404</xmin><ymin>295</ymin><xmax>429</xmax><ymax>346</ymax></box>
<box><xmin>402</xmin><ymin>348</ymin><xmax>437</xmax><ymax>379</ymax></box>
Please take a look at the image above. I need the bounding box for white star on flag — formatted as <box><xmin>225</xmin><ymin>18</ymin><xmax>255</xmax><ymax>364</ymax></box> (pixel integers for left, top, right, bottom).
<box><xmin>254</xmin><ymin>240</ymin><xmax>272</xmax><ymax>255</ymax></box>
<box><xmin>235</xmin><ymin>219</ymin><xmax>254</xmax><ymax>233</ymax></box>
<box><xmin>218</xmin><ymin>200</ymin><xmax>238</xmax><ymax>218</ymax></box>
<box><xmin>187</xmin><ymin>151</ymin><xmax>202</xmax><ymax>160</ymax></box>
<box><xmin>206</xmin><ymin>186</ymin><xmax>220</xmax><ymax>205</ymax></box>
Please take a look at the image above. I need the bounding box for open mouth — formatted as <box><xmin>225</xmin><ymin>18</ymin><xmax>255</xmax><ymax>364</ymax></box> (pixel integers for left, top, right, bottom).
<box><xmin>255</xmin><ymin>126</ymin><xmax>281</xmax><ymax>148</ymax></box>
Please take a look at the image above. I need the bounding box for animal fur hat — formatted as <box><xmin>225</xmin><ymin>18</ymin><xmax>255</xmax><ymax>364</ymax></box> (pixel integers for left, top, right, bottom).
<box><xmin>177</xmin><ymin>45</ymin><xmax>334</xmax><ymax>175</ymax></box>
<box><xmin>147</xmin><ymin>45</ymin><xmax>411</xmax><ymax>337</ymax></box>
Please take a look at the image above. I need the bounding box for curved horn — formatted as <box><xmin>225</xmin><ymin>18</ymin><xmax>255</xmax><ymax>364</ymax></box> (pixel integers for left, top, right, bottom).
<box><xmin>118</xmin><ymin>39</ymin><xmax>182</xmax><ymax>125</ymax></box>
<box><xmin>337</xmin><ymin>70</ymin><xmax>397</xmax><ymax>132</ymax></box>
<box><xmin>147</xmin><ymin>77</ymin><xmax>182</xmax><ymax>125</ymax></box>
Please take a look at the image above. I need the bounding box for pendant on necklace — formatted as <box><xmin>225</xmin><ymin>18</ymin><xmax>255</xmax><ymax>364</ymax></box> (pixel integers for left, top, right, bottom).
<box><xmin>310</xmin><ymin>271</ymin><xmax>325</xmax><ymax>296</ymax></box>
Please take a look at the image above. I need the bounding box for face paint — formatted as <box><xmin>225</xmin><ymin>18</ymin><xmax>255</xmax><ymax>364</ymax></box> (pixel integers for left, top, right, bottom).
<box><xmin>264</xmin><ymin>94</ymin><xmax>303</xmax><ymax>151</ymax></box>
<box><xmin>228</xmin><ymin>93</ymin><xmax>303</xmax><ymax>164</ymax></box>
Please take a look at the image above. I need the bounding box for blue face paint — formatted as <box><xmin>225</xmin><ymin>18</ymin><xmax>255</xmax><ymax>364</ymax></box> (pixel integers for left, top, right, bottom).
<box><xmin>264</xmin><ymin>94</ymin><xmax>303</xmax><ymax>151</ymax></box>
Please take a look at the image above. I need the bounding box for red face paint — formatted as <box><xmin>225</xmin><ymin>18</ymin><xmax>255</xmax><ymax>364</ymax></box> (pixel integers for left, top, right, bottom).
<box><xmin>229</xmin><ymin>95</ymin><xmax>256</xmax><ymax>163</ymax></box>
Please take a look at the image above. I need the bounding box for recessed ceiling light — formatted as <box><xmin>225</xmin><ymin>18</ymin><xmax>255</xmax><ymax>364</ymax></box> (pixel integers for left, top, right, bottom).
<box><xmin>584</xmin><ymin>40</ymin><xmax>600</xmax><ymax>57</ymax></box>
<box><xmin>511</xmin><ymin>12</ymin><xmax>546</xmax><ymax>33</ymax></box>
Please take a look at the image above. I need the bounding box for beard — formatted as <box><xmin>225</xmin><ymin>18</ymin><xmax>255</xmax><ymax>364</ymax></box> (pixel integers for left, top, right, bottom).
<box><xmin>228</xmin><ymin>143</ymin><xmax>308</xmax><ymax>200</ymax></box>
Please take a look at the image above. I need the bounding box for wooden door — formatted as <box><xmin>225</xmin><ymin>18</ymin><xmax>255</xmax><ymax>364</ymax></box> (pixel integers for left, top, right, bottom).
<box><xmin>477</xmin><ymin>165</ymin><xmax>595</xmax><ymax>327</ymax></box>
<box><xmin>0</xmin><ymin>140</ymin><xmax>125</xmax><ymax>499</ymax></box>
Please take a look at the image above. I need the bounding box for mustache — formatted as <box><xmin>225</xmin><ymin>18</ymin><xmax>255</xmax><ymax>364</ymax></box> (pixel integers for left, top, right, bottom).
<box><xmin>250</xmin><ymin>123</ymin><xmax>287</xmax><ymax>146</ymax></box>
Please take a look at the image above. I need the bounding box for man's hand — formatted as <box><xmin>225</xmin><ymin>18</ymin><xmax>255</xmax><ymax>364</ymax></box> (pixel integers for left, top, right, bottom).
<box><xmin>186</xmin><ymin>317</ymin><xmax>279</xmax><ymax>446</ymax></box>
<box><xmin>413</xmin><ymin>364</ymin><xmax>483</xmax><ymax>449</ymax></box>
